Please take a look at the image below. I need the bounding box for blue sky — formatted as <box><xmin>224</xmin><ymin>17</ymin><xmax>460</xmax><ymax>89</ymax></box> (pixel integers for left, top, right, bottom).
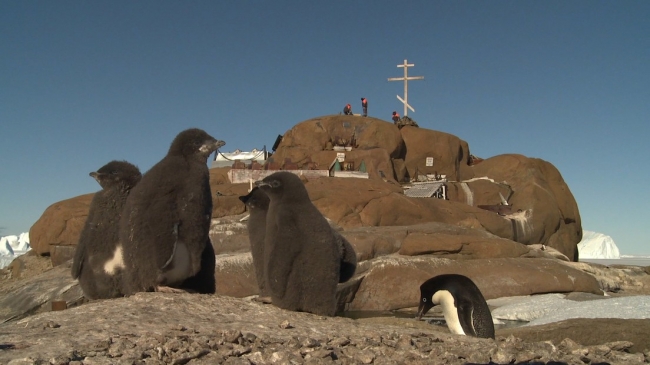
<box><xmin>1</xmin><ymin>1</ymin><xmax>648</xmax><ymax>254</ymax></box>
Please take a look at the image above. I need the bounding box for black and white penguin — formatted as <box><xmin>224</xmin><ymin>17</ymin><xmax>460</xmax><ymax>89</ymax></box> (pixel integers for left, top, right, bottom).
<box><xmin>417</xmin><ymin>274</ymin><xmax>495</xmax><ymax>339</ymax></box>
<box><xmin>71</xmin><ymin>160</ymin><xmax>141</xmax><ymax>299</ymax></box>
<box><xmin>254</xmin><ymin>171</ymin><xmax>340</xmax><ymax>316</ymax></box>
<box><xmin>119</xmin><ymin>128</ymin><xmax>224</xmax><ymax>295</ymax></box>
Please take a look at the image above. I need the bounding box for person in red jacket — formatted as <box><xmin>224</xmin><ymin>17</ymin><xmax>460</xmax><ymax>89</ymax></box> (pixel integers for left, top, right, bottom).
<box><xmin>343</xmin><ymin>103</ymin><xmax>352</xmax><ymax>115</ymax></box>
<box><xmin>392</xmin><ymin>111</ymin><xmax>400</xmax><ymax>123</ymax></box>
<box><xmin>361</xmin><ymin>97</ymin><xmax>368</xmax><ymax>117</ymax></box>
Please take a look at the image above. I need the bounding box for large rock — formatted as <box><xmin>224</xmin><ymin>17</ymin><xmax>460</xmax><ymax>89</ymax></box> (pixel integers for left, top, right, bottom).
<box><xmin>469</xmin><ymin>154</ymin><xmax>582</xmax><ymax>259</ymax></box>
<box><xmin>400</xmin><ymin>126</ymin><xmax>472</xmax><ymax>182</ymax></box>
<box><xmin>348</xmin><ymin>256</ymin><xmax>602</xmax><ymax>311</ymax></box>
<box><xmin>28</xmin><ymin>193</ymin><xmax>94</xmax><ymax>256</ymax></box>
<box><xmin>271</xmin><ymin>116</ymin><xmax>404</xmax><ymax>180</ymax></box>
<box><xmin>28</xmin><ymin>117</ymin><xmax>583</xmax><ymax>264</ymax></box>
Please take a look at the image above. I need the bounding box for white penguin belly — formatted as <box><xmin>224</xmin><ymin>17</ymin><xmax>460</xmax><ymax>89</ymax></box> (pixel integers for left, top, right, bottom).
<box><xmin>103</xmin><ymin>244</ymin><xmax>125</xmax><ymax>275</ymax></box>
<box><xmin>160</xmin><ymin>241</ymin><xmax>192</xmax><ymax>285</ymax></box>
<box><xmin>433</xmin><ymin>290</ymin><xmax>466</xmax><ymax>336</ymax></box>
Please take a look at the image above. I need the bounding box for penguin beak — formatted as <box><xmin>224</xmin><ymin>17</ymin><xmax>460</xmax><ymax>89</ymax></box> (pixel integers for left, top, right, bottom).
<box><xmin>254</xmin><ymin>180</ymin><xmax>269</xmax><ymax>188</ymax></box>
<box><xmin>207</xmin><ymin>139</ymin><xmax>225</xmax><ymax>152</ymax></box>
<box><xmin>89</xmin><ymin>172</ymin><xmax>101</xmax><ymax>182</ymax></box>
<box><xmin>213</xmin><ymin>139</ymin><xmax>226</xmax><ymax>150</ymax></box>
<box><xmin>416</xmin><ymin>300</ymin><xmax>433</xmax><ymax>321</ymax></box>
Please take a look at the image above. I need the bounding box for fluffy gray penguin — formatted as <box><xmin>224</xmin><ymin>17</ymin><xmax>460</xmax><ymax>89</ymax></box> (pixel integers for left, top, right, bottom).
<box><xmin>71</xmin><ymin>160</ymin><xmax>142</xmax><ymax>299</ymax></box>
<box><xmin>238</xmin><ymin>187</ymin><xmax>272</xmax><ymax>298</ymax></box>
<box><xmin>416</xmin><ymin>274</ymin><xmax>495</xmax><ymax>339</ymax></box>
<box><xmin>255</xmin><ymin>171</ymin><xmax>340</xmax><ymax>316</ymax></box>
<box><xmin>119</xmin><ymin>128</ymin><xmax>224</xmax><ymax>295</ymax></box>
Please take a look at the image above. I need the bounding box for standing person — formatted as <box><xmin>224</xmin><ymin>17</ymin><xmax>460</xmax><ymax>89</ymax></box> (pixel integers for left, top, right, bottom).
<box><xmin>392</xmin><ymin>111</ymin><xmax>400</xmax><ymax>123</ymax></box>
<box><xmin>361</xmin><ymin>97</ymin><xmax>368</xmax><ymax>117</ymax></box>
<box><xmin>343</xmin><ymin>103</ymin><xmax>352</xmax><ymax>115</ymax></box>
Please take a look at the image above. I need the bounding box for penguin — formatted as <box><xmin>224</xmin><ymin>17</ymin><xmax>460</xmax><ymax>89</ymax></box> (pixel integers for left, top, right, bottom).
<box><xmin>254</xmin><ymin>171</ymin><xmax>340</xmax><ymax>316</ymax></box>
<box><xmin>177</xmin><ymin>238</ymin><xmax>216</xmax><ymax>294</ymax></box>
<box><xmin>238</xmin><ymin>187</ymin><xmax>272</xmax><ymax>298</ymax></box>
<box><xmin>119</xmin><ymin>128</ymin><xmax>224</xmax><ymax>295</ymax></box>
<box><xmin>416</xmin><ymin>274</ymin><xmax>495</xmax><ymax>339</ymax></box>
<box><xmin>71</xmin><ymin>160</ymin><xmax>141</xmax><ymax>299</ymax></box>
<box><xmin>335</xmin><ymin>231</ymin><xmax>357</xmax><ymax>283</ymax></box>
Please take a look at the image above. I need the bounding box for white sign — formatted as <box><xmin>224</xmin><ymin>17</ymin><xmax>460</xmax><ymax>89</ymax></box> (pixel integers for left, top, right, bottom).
<box><xmin>426</xmin><ymin>157</ymin><xmax>434</xmax><ymax>167</ymax></box>
<box><xmin>337</xmin><ymin>153</ymin><xmax>345</xmax><ymax>162</ymax></box>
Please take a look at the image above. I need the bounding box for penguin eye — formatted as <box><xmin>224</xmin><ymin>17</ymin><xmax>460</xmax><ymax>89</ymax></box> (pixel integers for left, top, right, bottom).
<box><xmin>422</xmin><ymin>298</ymin><xmax>427</xmax><ymax>302</ymax></box>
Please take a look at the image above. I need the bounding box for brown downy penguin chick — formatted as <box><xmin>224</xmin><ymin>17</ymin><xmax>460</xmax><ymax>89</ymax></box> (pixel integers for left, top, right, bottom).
<box><xmin>417</xmin><ymin>274</ymin><xmax>495</xmax><ymax>339</ymax></box>
<box><xmin>71</xmin><ymin>160</ymin><xmax>141</xmax><ymax>299</ymax></box>
<box><xmin>238</xmin><ymin>187</ymin><xmax>272</xmax><ymax>298</ymax></box>
<box><xmin>119</xmin><ymin>128</ymin><xmax>224</xmax><ymax>295</ymax></box>
<box><xmin>255</xmin><ymin>171</ymin><xmax>340</xmax><ymax>316</ymax></box>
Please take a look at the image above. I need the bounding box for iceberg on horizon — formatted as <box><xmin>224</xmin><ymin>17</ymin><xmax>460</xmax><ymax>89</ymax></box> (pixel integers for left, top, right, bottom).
<box><xmin>578</xmin><ymin>230</ymin><xmax>620</xmax><ymax>259</ymax></box>
<box><xmin>0</xmin><ymin>232</ymin><xmax>31</xmax><ymax>269</ymax></box>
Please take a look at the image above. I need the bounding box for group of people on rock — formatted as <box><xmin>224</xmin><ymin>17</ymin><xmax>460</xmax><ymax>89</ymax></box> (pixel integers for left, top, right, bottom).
<box><xmin>341</xmin><ymin>97</ymin><xmax>401</xmax><ymax>124</ymax></box>
<box><xmin>343</xmin><ymin>97</ymin><xmax>368</xmax><ymax>117</ymax></box>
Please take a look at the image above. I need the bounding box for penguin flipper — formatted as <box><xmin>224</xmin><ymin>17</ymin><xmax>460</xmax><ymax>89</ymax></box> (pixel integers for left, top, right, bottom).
<box><xmin>179</xmin><ymin>239</ymin><xmax>216</xmax><ymax>294</ymax></box>
<box><xmin>457</xmin><ymin>301</ymin><xmax>478</xmax><ymax>337</ymax></box>
<box><xmin>266</xmin><ymin>242</ymin><xmax>301</xmax><ymax>298</ymax></box>
<box><xmin>71</xmin><ymin>236</ymin><xmax>87</xmax><ymax>279</ymax></box>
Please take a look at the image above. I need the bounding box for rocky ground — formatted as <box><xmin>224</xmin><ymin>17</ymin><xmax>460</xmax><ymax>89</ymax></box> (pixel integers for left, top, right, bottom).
<box><xmin>1</xmin><ymin>255</ymin><xmax>649</xmax><ymax>364</ymax></box>
<box><xmin>1</xmin><ymin>292</ymin><xmax>649</xmax><ymax>365</ymax></box>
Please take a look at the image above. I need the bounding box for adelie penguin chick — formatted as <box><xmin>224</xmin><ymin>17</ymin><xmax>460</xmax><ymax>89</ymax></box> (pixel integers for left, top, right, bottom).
<box><xmin>238</xmin><ymin>187</ymin><xmax>272</xmax><ymax>298</ymax></box>
<box><xmin>119</xmin><ymin>128</ymin><xmax>223</xmax><ymax>295</ymax></box>
<box><xmin>417</xmin><ymin>274</ymin><xmax>495</xmax><ymax>339</ymax></box>
<box><xmin>71</xmin><ymin>160</ymin><xmax>141</xmax><ymax>300</ymax></box>
<box><xmin>255</xmin><ymin>171</ymin><xmax>340</xmax><ymax>316</ymax></box>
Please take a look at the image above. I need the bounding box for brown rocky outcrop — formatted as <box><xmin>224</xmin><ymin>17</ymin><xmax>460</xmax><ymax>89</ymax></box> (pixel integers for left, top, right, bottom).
<box><xmin>22</xmin><ymin>115</ymin><xmax>592</xmax><ymax>319</ymax></box>
<box><xmin>28</xmin><ymin>193</ymin><xmax>94</xmax><ymax>259</ymax></box>
<box><xmin>29</xmin><ymin>115</ymin><xmax>582</xmax><ymax>261</ymax></box>
<box><xmin>348</xmin><ymin>256</ymin><xmax>601</xmax><ymax>311</ymax></box>
<box><xmin>270</xmin><ymin>115</ymin><xmax>404</xmax><ymax>180</ymax></box>
<box><xmin>400</xmin><ymin>125</ymin><xmax>472</xmax><ymax>182</ymax></box>
<box><xmin>469</xmin><ymin>154</ymin><xmax>582</xmax><ymax>260</ymax></box>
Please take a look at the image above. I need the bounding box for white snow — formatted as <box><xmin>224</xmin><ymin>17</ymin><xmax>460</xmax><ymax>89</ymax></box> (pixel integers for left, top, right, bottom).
<box><xmin>0</xmin><ymin>232</ymin><xmax>31</xmax><ymax>269</ymax></box>
<box><xmin>578</xmin><ymin>230</ymin><xmax>620</xmax><ymax>259</ymax></box>
<box><xmin>490</xmin><ymin>293</ymin><xmax>650</xmax><ymax>326</ymax></box>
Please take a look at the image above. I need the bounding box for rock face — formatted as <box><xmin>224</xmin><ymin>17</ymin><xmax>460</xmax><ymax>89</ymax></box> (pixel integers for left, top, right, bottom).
<box><xmin>270</xmin><ymin>115</ymin><xmax>404</xmax><ymax>181</ymax></box>
<box><xmin>28</xmin><ymin>193</ymin><xmax>94</xmax><ymax>265</ymax></box>
<box><xmin>30</xmin><ymin>116</ymin><xmax>582</xmax><ymax>259</ymax></box>
<box><xmin>468</xmin><ymin>154</ymin><xmax>582</xmax><ymax>260</ymax></box>
<box><xmin>25</xmin><ymin>115</ymin><xmax>590</xmax><ymax>316</ymax></box>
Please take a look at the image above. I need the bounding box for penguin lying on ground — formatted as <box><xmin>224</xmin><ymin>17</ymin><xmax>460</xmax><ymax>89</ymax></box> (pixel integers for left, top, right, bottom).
<box><xmin>71</xmin><ymin>160</ymin><xmax>141</xmax><ymax>299</ymax></box>
<box><xmin>254</xmin><ymin>171</ymin><xmax>340</xmax><ymax>316</ymax></box>
<box><xmin>417</xmin><ymin>274</ymin><xmax>495</xmax><ymax>339</ymax></box>
<box><xmin>119</xmin><ymin>128</ymin><xmax>223</xmax><ymax>295</ymax></box>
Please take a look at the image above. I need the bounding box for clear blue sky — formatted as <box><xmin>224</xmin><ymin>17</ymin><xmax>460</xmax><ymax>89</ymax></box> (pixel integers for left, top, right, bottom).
<box><xmin>1</xmin><ymin>1</ymin><xmax>648</xmax><ymax>254</ymax></box>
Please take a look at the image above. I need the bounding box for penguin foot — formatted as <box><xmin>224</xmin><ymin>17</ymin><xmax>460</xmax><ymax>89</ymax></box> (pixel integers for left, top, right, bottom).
<box><xmin>253</xmin><ymin>296</ymin><xmax>273</xmax><ymax>304</ymax></box>
<box><xmin>155</xmin><ymin>286</ymin><xmax>190</xmax><ymax>294</ymax></box>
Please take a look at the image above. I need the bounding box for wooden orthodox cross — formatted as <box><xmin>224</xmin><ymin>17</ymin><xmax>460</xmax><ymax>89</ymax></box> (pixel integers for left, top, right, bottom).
<box><xmin>388</xmin><ymin>59</ymin><xmax>424</xmax><ymax>116</ymax></box>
